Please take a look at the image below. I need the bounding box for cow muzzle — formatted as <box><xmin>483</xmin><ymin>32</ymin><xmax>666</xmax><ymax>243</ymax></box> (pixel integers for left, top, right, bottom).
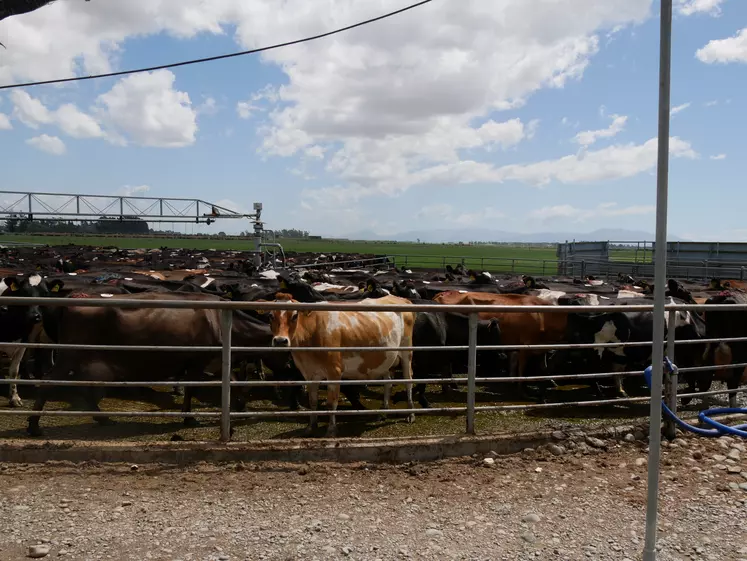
<box><xmin>272</xmin><ymin>336</ymin><xmax>290</xmax><ymax>348</ymax></box>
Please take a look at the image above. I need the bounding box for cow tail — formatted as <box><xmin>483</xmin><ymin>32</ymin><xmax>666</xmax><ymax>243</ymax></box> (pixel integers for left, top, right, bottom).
<box><xmin>538</xmin><ymin>312</ymin><xmax>545</xmax><ymax>333</ymax></box>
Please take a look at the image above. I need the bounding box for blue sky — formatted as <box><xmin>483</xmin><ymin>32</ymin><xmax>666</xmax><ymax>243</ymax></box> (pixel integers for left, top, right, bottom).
<box><xmin>0</xmin><ymin>0</ymin><xmax>745</xmax><ymax>240</ymax></box>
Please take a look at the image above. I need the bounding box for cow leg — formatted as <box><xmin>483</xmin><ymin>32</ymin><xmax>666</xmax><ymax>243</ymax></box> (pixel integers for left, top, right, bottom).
<box><xmin>727</xmin><ymin>368</ymin><xmax>741</xmax><ymax>409</ymax></box>
<box><xmin>7</xmin><ymin>346</ymin><xmax>25</xmax><ymax>408</ymax></box>
<box><xmin>26</xmin><ymin>386</ymin><xmax>50</xmax><ymax>437</ymax></box>
<box><xmin>416</xmin><ymin>383</ymin><xmax>431</xmax><ymax>409</ymax></box>
<box><xmin>325</xmin><ymin>381</ymin><xmax>340</xmax><ymax>438</ymax></box>
<box><xmin>305</xmin><ymin>382</ymin><xmax>320</xmax><ymax>435</ymax></box>
<box><xmin>400</xmin><ymin>350</ymin><xmax>415</xmax><ymax>423</ymax></box>
<box><xmin>516</xmin><ymin>351</ymin><xmax>532</xmax><ymax>399</ymax></box>
<box><xmin>182</xmin><ymin>386</ymin><xmax>199</xmax><ymax>427</ymax></box>
<box><xmin>87</xmin><ymin>387</ymin><xmax>115</xmax><ymax>426</ymax></box>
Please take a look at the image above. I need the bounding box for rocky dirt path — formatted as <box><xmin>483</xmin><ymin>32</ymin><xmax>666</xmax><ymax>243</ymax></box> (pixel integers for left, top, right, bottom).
<box><xmin>1</xmin><ymin>431</ymin><xmax>746</xmax><ymax>561</ymax></box>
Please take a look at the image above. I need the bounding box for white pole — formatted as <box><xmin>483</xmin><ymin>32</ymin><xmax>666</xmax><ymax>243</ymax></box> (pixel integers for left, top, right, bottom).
<box><xmin>642</xmin><ymin>0</ymin><xmax>673</xmax><ymax>559</ymax></box>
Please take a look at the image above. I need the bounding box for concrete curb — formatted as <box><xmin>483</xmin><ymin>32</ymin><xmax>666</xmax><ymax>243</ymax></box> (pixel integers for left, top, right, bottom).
<box><xmin>0</xmin><ymin>413</ymin><xmax>742</xmax><ymax>465</ymax></box>
<box><xmin>0</xmin><ymin>424</ymin><xmax>639</xmax><ymax>465</ymax></box>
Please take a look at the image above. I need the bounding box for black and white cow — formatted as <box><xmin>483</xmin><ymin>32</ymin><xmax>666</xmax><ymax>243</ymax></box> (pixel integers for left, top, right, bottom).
<box><xmin>565</xmin><ymin>296</ymin><xmax>706</xmax><ymax>398</ymax></box>
<box><xmin>0</xmin><ymin>275</ymin><xmax>64</xmax><ymax>406</ymax></box>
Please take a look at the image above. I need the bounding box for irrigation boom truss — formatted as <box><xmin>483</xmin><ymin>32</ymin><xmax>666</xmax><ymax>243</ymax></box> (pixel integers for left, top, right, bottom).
<box><xmin>0</xmin><ymin>190</ymin><xmax>284</xmax><ymax>268</ymax></box>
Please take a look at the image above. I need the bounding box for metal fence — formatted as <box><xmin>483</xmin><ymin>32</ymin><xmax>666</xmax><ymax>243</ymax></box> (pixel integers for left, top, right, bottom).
<box><xmin>0</xmin><ymin>296</ymin><xmax>745</xmax><ymax>443</ymax></box>
<box><xmin>380</xmin><ymin>253</ymin><xmax>747</xmax><ymax>280</ymax></box>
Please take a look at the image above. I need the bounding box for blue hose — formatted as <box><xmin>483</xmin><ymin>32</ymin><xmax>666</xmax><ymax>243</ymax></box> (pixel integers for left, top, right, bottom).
<box><xmin>643</xmin><ymin>358</ymin><xmax>747</xmax><ymax>438</ymax></box>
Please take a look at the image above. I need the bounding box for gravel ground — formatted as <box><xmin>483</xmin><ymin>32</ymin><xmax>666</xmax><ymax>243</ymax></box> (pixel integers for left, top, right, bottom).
<box><xmin>1</xmin><ymin>432</ymin><xmax>747</xmax><ymax>561</ymax></box>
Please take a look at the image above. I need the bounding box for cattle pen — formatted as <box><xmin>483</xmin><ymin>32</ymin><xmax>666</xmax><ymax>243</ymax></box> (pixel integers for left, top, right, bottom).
<box><xmin>0</xmin><ymin>294</ymin><xmax>745</xmax><ymax>451</ymax></box>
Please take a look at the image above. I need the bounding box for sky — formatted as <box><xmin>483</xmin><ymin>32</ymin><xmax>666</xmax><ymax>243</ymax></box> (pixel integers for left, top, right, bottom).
<box><xmin>0</xmin><ymin>0</ymin><xmax>745</xmax><ymax>240</ymax></box>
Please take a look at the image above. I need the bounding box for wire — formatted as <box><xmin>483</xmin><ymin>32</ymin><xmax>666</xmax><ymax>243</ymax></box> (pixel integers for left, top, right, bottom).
<box><xmin>0</xmin><ymin>0</ymin><xmax>433</xmax><ymax>91</ymax></box>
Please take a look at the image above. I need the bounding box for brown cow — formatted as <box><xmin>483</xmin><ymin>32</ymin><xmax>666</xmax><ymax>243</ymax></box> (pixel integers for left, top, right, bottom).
<box><xmin>269</xmin><ymin>294</ymin><xmax>416</xmax><ymax>436</ymax></box>
<box><xmin>27</xmin><ymin>292</ymin><xmax>274</xmax><ymax>436</ymax></box>
<box><xmin>433</xmin><ymin>291</ymin><xmax>567</xmax><ymax>389</ymax></box>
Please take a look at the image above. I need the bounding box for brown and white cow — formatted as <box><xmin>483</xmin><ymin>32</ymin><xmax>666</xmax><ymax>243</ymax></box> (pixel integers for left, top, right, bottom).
<box><xmin>269</xmin><ymin>294</ymin><xmax>416</xmax><ymax>436</ymax></box>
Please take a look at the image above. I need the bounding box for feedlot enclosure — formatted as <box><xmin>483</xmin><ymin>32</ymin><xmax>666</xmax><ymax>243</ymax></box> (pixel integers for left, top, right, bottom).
<box><xmin>0</xmin><ymin>296</ymin><xmax>745</xmax><ymax>448</ymax></box>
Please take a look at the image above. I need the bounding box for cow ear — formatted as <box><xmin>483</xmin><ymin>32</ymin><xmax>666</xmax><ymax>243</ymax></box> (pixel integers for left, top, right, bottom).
<box><xmin>4</xmin><ymin>276</ymin><xmax>19</xmax><ymax>292</ymax></box>
<box><xmin>278</xmin><ymin>278</ymin><xmax>287</xmax><ymax>289</ymax></box>
<box><xmin>224</xmin><ymin>290</ymin><xmax>233</xmax><ymax>300</ymax></box>
<box><xmin>49</xmin><ymin>280</ymin><xmax>64</xmax><ymax>293</ymax></box>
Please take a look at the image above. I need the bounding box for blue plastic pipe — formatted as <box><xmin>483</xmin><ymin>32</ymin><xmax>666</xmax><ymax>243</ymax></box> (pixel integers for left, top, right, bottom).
<box><xmin>643</xmin><ymin>359</ymin><xmax>747</xmax><ymax>438</ymax></box>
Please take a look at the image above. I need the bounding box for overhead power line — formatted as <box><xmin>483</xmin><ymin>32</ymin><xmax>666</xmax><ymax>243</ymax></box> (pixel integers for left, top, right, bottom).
<box><xmin>0</xmin><ymin>0</ymin><xmax>433</xmax><ymax>90</ymax></box>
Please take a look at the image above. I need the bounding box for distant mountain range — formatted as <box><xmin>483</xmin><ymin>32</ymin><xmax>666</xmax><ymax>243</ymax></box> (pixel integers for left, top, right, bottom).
<box><xmin>344</xmin><ymin>228</ymin><xmax>687</xmax><ymax>244</ymax></box>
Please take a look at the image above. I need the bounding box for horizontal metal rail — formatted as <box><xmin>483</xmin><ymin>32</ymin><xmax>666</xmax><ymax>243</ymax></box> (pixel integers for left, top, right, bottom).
<box><xmin>2</xmin><ymin>333</ymin><xmax>746</xmax><ymax>354</ymax></box>
<box><xmin>3</xmin><ymin>364</ymin><xmax>743</xmax><ymax>389</ymax></box>
<box><xmin>6</xmin><ymin>294</ymin><xmax>747</xmax><ymax>313</ymax></box>
<box><xmin>0</xmin><ymin>368</ymin><xmax>647</xmax><ymax>387</ymax></box>
<box><xmin>291</xmin><ymin>256</ymin><xmax>390</xmax><ymax>269</ymax></box>
<box><xmin>1</xmin><ymin>386</ymin><xmax>743</xmax><ymax>419</ymax></box>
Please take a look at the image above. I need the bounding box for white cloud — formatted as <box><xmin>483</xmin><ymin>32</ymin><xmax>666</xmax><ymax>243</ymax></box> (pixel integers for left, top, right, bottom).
<box><xmin>11</xmin><ymin>91</ymin><xmax>53</xmax><ymax>128</ymax></box>
<box><xmin>675</xmin><ymin>0</ymin><xmax>725</xmax><ymax>16</ymax></box>
<box><xmin>0</xmin><ymin>0</ymin><xmax>655</xmax><ymax>193</ymax></box>
<box><xmin>94</xmin><ymin>70</ymin><xmax>197</xmax><ymax>148</ymax></box>
<box><xmin>237</xmin><ymin>86</ymin><xmax>278</xmax><ymax>119</ymax></box>
<box><xmin>236</xmin><ymin>102</ymin><xmax>255</xmax><ymax>119</ymax></box>
<box><xmin>530</xmin><ymin>202</ymin><xmax>654</xmax><ymax>223</ymax></box>
<box><xmin>54</xmin><ymin>104</ymin><xmax>104</xmax><ymax>138</ymax></box>
<box><xmin>417</xmin><ymin>203</ymin><xmax>453</xmax><ymax>220</ymax></box>
<box><xmin>26</xmin><ymin>134</ymin><xmax>66</xmax><ymax>155</ymax></box>
<box><xmin>246</xmin><ymin>0</ymin><xmax>651</xmax><ymax>198</ymax></box>
<box><xmin>670</xmin><ymin>102</ymin><xmax>691</xmax><ymax>116</ymax></box>
<box><xmin>0</xmin><ymin>113</ymin><xmax>11</xmax><ymax>130</ymax></box>
<box><xmin>574</xmin><ymin>114</ymin><xmax>627</xmax><ymax>146</ymax></box>
<box><xmin>117</xmin><ymin>185</ymin><xmax>151</xmax><ymax>197</ymax></box>
<box><xmin>196</xmin><ymin>96</ymin><xmax>218</xmax><ymax>116</ymax></box>
<box><xmin>696</xmin><ymin>28</ymin><xmax>747</xmax><ymax>64</ymax></box>
<box><xmin>704</xmin><ymin>100</ymin><xmax>719</xmax><ymax>107</ymax></box>
<box><xmin>710</xmin><ymin>153</ymin><xmax>726</xmax><ymax>160</ymax></box>
<box><xmin>395</xmin><ymin>136</ymin><xmax>697</xmax><ymax>191</ymax></box>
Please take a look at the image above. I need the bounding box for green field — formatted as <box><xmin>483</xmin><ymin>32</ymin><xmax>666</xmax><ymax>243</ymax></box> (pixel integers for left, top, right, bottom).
<box><xmin>0</xmin><ymin>234</ymin><xmax>648</xmax><ymax>274</ymax></box>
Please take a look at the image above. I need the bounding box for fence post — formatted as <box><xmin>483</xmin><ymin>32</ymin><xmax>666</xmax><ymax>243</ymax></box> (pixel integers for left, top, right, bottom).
<box><xmin>542</xmin><ymin>260</ymin><xmax>546</xmax><ymax>276</ymax></box>
<box><xmin>220</xmin><ymin>309</ymin><xmax>233</xmax><ymax>442</ymax></box>
<box><xmin>581</xmin><ymin>260</ymin><xmax>586</xmax><ymax>278</ymax></box>
<box><xmin>511</xmin><ymin>259</ymin><xmax>515</xmax><ymax>273</ymax></box>
<box><xmin>466</xmin><ymin>312</ymin><xmax>477</xmax><ymax>435</ymax></box>
<box><xmin>664</xmin><ymin>308</ymin><xmax>677</xmax><ymax>440</ymax></box>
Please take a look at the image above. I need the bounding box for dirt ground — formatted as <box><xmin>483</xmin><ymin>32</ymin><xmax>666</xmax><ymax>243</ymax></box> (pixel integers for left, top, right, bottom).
<box><xmin>1</xmin><ymin>431</ymin><xmax>746</xmax><ymax>561</ymax></box>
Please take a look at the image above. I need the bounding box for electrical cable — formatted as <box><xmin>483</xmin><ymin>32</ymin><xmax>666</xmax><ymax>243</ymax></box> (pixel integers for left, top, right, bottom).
<box><xmin>0</xmin><ymin>0</ymin><xmax>433</xmax><ymax>90</ymax></box>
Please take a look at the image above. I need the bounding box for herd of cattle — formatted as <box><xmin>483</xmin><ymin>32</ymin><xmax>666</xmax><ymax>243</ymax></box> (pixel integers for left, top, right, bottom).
<box><xmin>0</xmin><ymin>245</ymin><xmax>746</xmax><ymax>438</ymax></box>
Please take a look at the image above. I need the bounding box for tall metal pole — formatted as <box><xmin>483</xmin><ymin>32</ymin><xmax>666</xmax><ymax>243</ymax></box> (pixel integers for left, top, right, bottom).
<box><xmin>643</xmin><ymin>1</ymin><xmax>672</xmax><ymax>559</ymax></box>
<box><xmin>466</xmin><ymin>312</ymin><xmax>477</xmax><ymax>435</ymax></box>
<box><xmin>220</xmin><ymin>309</ymin><xmax>233</xmax><ymax>442</ymax></box>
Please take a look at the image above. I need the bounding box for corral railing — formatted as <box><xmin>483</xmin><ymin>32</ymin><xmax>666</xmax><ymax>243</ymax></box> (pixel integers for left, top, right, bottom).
<box><xmin>0</xmin><ymin>297</ymin><xmax>745</xmax><ymax>444</ymax></box>
<box><xmin>337</xmin><ymin>253</ymin><xmax>747</xmax><ymax>281</ymax></box>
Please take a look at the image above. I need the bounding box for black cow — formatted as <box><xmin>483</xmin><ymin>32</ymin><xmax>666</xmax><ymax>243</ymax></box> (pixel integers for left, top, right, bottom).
<box><xmin>389</xmin><ymin>302</ymin><xmax>503</xmax><ymax>408</ymax></box>
<box><xmin>700</xmin><ymin>291</ymin><xmax>747</xmax><ymax>408</ymax></box>
<box><xmin>0</xmin><ymin>275</ymin><xmax>64</xmax><ymax>407</ymax></box>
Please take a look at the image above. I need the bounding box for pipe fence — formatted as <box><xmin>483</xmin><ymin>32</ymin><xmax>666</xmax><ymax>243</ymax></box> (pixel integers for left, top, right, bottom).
<box><xmin>375</xmin><ymin>253</ymin><xmax>747</xmax><ymax>281</ymax></box>
<box><xmin>0</xmin><ymin>296</ymin><xmax>745</xmax><ymax>443</ymax></box>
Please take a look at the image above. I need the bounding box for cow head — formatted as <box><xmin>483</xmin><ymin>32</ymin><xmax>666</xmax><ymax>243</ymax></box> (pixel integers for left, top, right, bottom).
<box><xmin>0</xmin><ymin>274</ymin><xmax>64</xmax><ymax>332</ymax></box>
<box><xmin>268</xmin><ymin>297</ymin><xmax>303</xmax><ymax>348</ymax></box>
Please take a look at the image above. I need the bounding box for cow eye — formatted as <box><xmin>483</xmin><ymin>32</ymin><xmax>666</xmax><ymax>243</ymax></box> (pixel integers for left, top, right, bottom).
<box><xmin>291</xmin><ymin>311</ymin><xmax>299</xmax><ymax>322</ymax></box>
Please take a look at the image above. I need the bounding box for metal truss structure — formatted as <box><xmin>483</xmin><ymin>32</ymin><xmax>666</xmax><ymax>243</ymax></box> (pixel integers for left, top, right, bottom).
<box><xmin>0</xmin><ymin>190</ymin><xmax>256</xmax><ymax>225</ymax></box>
